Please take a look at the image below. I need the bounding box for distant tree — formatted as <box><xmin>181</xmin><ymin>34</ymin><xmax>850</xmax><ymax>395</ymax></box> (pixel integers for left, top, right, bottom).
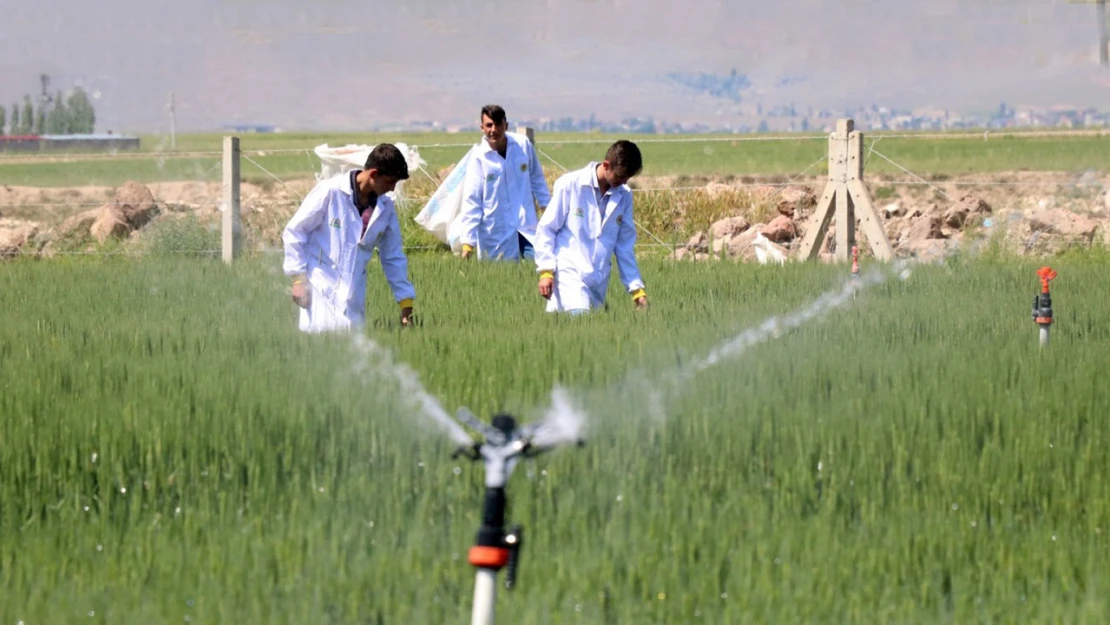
<box><xmin>757</xmin><ymin>120</ymin><xmax>770</xmax><ymax>133</ymax></box>
<box><xmin>67</xmin><ymin>87</ymin><xmax>96</xmax><ymax>133</ymax></box>
<box><xmin>0</xmin><ymin>105</ymin><xmax>6</xmax><ymax>135</ymax></box>
<box><xmin>46</xmin><ymin>90</ymin><xmax>70</xmax><ymax>134</ymax></box>
<box><xmin>20</xmin><ymin>96</ymin><xmax>34</xmax><ymax>134</ymax></box>
<box><xmin>34</xmin><ymin>105</ymin><xmax>46</xmax><ymax>135</ymax></box>
<box><xmin>9</xmin><ymin>104</ymin><xmax>19</xmax><ymax>135</ymax></box>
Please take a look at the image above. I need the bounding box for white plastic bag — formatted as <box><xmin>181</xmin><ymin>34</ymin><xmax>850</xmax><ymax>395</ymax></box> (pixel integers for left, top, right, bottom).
<box><xmin>313</xmin><ymin>142</ymin><xmax>425</xmax><ymax>200</ymax></box>
<box><xmin>752</xmin><ymin>231</ymin><xmax>787</xmax><ymax>265</ymax></box>
<box><xmin>414</xmin><ymin>144</ymin><xmax>479</xmax><ymax>254</ymax></box>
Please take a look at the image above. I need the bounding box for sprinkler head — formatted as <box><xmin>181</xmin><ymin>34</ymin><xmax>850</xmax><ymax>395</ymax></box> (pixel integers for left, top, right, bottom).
<box><xmin>491</xmin><ymin>414</ymin><xmax>518</xmax><ymax>439</ymax></box>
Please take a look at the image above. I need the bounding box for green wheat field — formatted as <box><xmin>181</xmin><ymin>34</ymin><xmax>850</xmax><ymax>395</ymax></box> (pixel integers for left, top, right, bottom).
<box><xmin>2</xmin><ymin>250</ymin><xmax>1108</xmax><ymax>623</ymax></box>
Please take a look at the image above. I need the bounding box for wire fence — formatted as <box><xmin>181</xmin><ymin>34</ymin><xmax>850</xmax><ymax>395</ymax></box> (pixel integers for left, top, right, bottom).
<box><xmin>3</xmin><ymin>130</ymin><xmax>1107</xmax><ymax>260</ymax></box>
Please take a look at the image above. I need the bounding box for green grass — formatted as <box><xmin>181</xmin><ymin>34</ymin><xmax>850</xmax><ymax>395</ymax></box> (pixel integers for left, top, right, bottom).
<box><xmin>3</xmin><ymin>130</ymin><xmax>1110</xmax><ymax>186</ymax></box>
<box><xmin>1</xmin><ymin>253</ymin><xmax>1109</xmax><ymax>623</ymax></box>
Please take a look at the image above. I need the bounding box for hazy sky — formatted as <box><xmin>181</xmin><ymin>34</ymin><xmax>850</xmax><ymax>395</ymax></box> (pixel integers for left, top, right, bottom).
<box><xmin>2</xmin><ymin>0</ymin><xmax>1109</xmax><ymax>133</ymax></box>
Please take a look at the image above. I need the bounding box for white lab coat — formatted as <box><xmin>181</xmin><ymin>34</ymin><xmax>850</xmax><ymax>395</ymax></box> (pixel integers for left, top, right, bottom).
<box><xmin>282</xmin><ymin>173</ymin><xmax>415</xmax><ymax>333</ymax></box>
<box><xmin>457</xmin><ymin>132</ymin><xmax>551</xmax><ymax>260</ymax></box>
<box><xmin>533</xmin><ymin>162</ymin><xmax>645</xmax><ymax>313</ymax></box>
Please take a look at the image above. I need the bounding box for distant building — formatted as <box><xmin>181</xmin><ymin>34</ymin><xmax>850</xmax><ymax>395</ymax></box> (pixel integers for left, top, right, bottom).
<box><xmin>0</xmin><ymin>133</ymin><xmax>140</xmax><ymax>152</ymax></box>
<box><xmin>221</xmin><ymin>123</ymin><xmax>277</xmax><ymax>133</ymax></box>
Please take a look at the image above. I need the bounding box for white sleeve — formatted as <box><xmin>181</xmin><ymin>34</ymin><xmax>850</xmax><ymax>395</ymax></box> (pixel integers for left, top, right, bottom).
<box><xmin>613</xmin><ymin>194</ymin><xmax>645</xmax><ymax>292</ymax></box>
<box><xmin>457</xmin><ymin>151</ymin><xmax>484</xmax><ymax>247</ymax></box>
<box><xmin>281</xmin><ymin>183</ymin><xmax>330</xmax><ymax>276</ymax></box>
<box><xmin>533</xmin><ymin>178</ymin><xmax>569</xmax><ymax>272</ymax></box>
<box><xmin>528</xmin><ymin>141</ymin><xmax>551</xmax><ymax>208</ymax></box>
<box><xmin>378</xmin><ymin>208</ymin><xmax>416</xmax><ymax>303</ymax></box>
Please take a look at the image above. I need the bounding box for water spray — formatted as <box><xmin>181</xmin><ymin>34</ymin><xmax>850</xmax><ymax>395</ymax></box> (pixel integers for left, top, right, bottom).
<box><xmin>1032</xmin><ymin>266</ymin><xmax>1056</xmax><ymax>348</ymax></box>
<box><xmin>452</xmin><ymin>408</ymin><xmax>584</xmax><ymax>625</ymax></box>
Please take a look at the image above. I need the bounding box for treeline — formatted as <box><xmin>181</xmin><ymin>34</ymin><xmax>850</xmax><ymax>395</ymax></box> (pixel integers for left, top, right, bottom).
<box><xmin>0</xmin><ymin>87</ymin><xmax>97</xmax><ymax>135</ymax></box>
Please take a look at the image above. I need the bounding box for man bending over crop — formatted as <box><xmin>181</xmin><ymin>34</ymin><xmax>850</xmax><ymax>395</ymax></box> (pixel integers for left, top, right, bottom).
<box><xmin>282</xmin><ymin>144</ymin><xmax>415</xmax><ymax>333</ymax></box>
<box><xmin>533</xmin><ymin>140</ymin><xmax>648</xmax><ymax>314</ymax></box>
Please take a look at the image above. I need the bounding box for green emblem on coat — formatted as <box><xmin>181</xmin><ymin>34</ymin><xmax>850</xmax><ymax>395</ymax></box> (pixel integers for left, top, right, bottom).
<box><xmin>329</xmin><ymin>218</ymin><xmax>341</xmax><ymax>229</ymax></box>
<box><xmin>486</xmin><ymin>173</ymin><xmax>496</xmax><ymax>182</ymax></box>
<box><xmin>520</xmin><ymin>163</ymin><xmax>528</xmax><ymax>172</ymax></box>
<box><xmin>573</xmin><ymin>207</ymin><xmax>584</xmax><ymax>217</ymax></box>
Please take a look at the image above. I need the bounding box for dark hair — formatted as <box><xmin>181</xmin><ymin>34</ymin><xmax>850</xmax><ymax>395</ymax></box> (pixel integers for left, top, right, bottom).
<box><xmin>605</xmin><ymin>140</ymin><xmax>643</xmax><ymax>177</ymax></box>
<box><xmin>481</xmin><ymin>104</ymin><xmax>507</xmax><ymax>126</ymax></box>
<box><xmin>364</xmin><ymin>143</ymin><xmax>410</xmax><ymax>180</ymax></box>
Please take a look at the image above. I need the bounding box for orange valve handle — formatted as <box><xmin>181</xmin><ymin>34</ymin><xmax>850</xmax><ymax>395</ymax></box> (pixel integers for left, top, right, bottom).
<box><xmin>1032</xmin><ymin>267</ymin><xmax>1056</xmax><ymax>326</ymax></box>
<box><xmin>1037</xmin><ymin>266</ymin><xmax>1057</xmax><ymax>294</ymax></box>
<box><xmin>469</xmin><ymin>546</ymin><xmax>511</xmax><ymax>569</ymax></box>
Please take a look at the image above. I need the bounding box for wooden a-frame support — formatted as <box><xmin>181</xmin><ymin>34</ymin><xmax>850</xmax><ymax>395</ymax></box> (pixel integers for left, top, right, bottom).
<box><xmin>797</xmin><ymin>119</ymin><xmax>894</xmax><ymax>262</ymax></box>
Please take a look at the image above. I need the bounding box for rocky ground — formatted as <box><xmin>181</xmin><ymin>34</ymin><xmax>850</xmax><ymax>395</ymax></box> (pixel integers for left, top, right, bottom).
<box><xmin>2</xmin><ymin>171</ymin><xmax>1108</xmax><ymax>261</ymax></box>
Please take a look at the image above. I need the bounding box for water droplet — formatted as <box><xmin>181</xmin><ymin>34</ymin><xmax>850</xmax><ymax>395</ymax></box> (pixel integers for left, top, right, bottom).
<box><xmin>417</xmin><ymin>461</ymin><xmax>425</xmax><ymax>468</ymax></box>
<box><xmin>774</xmin><ymin>557</ymin><xmax>782</xmax><ymax>565</ymax></box>
<box><xmin>616</xmin><ymin>495</ymin><xmax>623</xmax><ymax>502</ymax></box>
<box><xmin>971</xmin><ymin>521</ymin><xmax>977</xmax><ymax>528</ymax></box>
<box><xmin>91</xmin><ymin>452</ymin><xmax>98</xmax><ymax>463</ymax></box>
<box><xmin>952</xmin><ymin>503</ymin><xmax>959</xmax><ymax>511</ymax></box>
<box><xmin>120</xmin><ymin>487</ymin><xmax>127</xmax><ymax>494</ymax></box>
<box><xmin>96</xmin><ymin>544</ymin><xmax>103</xmax><ymax>552</ymax></box>
<box><xmin>453</xmin><ymin>467</ymin><xmax>462</xmax><ymax>476</ymax></box>
<box><xmin>541</xmin><ymin>469</ymin><xmax>548</xmax><ymax>476</ymax></box>
<box><xmin>1051</xmin><ymin>534</ymin><xmax>1057</xmax><ymax>541</ymax></box>
<box><xmin>720</xmin><ymin>592</ymin><xmax>728</xmax><ymax>599</ymax></box>
<box><xmin>83</xmin><ymin>506</ymin><xmax>89</xmax><ymax>512</ymax></box>
<box><xmin>175</xmin><ymin>507</ymin><xmax>182</xmax><ymax>515</ymax></box>
<box><xmin>575</xmin><ymin>604</ymin><xmax>583</xmax><ymax>612</ymax></box>
<box><xmin>657</xmin><ymin>593</ymin><xmax>666</xmax><ymax>600</ymax></box>
<box><xmin>89</xmin><ymin>611</ymin><xmax>95</xmax><ymax>617</ymax></box>
<box><xmin>817</xmin><ymin>461</ymin><xmax>823</xmax><ymax>471</ymax></box>
<box><xmin>318</xmin><ymin>487</ymin><xmax>325</xmax><ymax>493</ymax></box>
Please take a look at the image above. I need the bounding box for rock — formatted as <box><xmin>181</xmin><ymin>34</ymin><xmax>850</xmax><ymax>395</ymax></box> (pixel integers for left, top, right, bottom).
<box><xmin>776</xmin><ymin>186</ymin><xmax>817</xmax><ymax>218</ymax></box>
<box><xmin>686</xmin><ymin>231</ymin><xmax>708</xmax><ymax>253</ymax></box>
<box><xmin>943</xmin><ymin>206</ymin><xmax>968</xmax><ymax>229</ymax></box>
<box><xmin>114</xmin><ymin>181</ymin><xmax>159</xmax><ymax>229</ymax></box>
<box><xmin>1027</xmin><ymin>208</ymin><xmax>1098</xmax><ymax>242</ymax></box>
<box><xmin>91</xmin><ymin>205</ymin><xmax>131</xmax><ymax>243</ymax></box>
<box><xmin>57</xmin><ymin>209</ymin><xmax>101</xmax><ymax>239</ymax></box>
<box><xmin>709</xmin><ymin>216</ymin><xmax>750</xmax><ymax>241</ymax></box>
<box><xmin>760</xmin><ymin>215</ymin><xmax>797</xmax><ymax>243</ymax></box>
<box><xmin>0</xmin><ymin>219</ymin><xmax>39</xmax><ymax>258</ymax></box>
<box><xmin>905</xmin><ymin>213</ymin><xmax>946</xmax><ymax>243</ymax></box>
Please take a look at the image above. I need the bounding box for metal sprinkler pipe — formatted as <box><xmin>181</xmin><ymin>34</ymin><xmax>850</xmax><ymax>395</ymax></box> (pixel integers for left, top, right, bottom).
<box><xmin>1032</xmin><ymin>266</ymin><xmax>1056</xmax><ymax>348</ymax></box>
<box><xmin>451</xmin><ymin>408</ymin><xmax>583</xmax><ymax>625</ymax></box>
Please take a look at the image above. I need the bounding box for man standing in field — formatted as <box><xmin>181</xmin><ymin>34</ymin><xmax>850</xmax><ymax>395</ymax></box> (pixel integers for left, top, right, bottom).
<box><xmin>533</xmin><ymin>140</ymin><xmax>648</xmax><ymax>314</ymax></box>
<box><xmin>456</xmin><ymin>104</ymin><xmax>551</xmax><ymax>261</ymax></box>
<box><xmin>282</xmin><ymin>144</ymin><xmax>416</xmax><ymax>333</ymax></box>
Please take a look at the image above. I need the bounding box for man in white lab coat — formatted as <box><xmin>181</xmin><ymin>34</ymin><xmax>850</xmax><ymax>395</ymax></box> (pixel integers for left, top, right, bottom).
<box><xmin>533</xmin><ymin>140</ymin><xmax>648</xmax><ymax>314</ymax></box>
<box><xmin>282</xmin><ymin>144</ymin><xmax>416</xmax><ymax>333</ymax></box>
<box><xmin>456</xmin><ymin>104</ymin><xmax>551</xmax><ymax>261</ymax></box>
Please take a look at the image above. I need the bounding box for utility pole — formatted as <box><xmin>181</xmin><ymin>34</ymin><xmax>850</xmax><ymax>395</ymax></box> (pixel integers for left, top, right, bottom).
<box><xmin>168</xmin><ymin>91</ymin><xmax>177</xmax><ymax>149</ymax></box>
<box><xmin>1099</xmin><ymin>0</ymin><xmax>1108</xmax><ymax>67</ymax></box>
